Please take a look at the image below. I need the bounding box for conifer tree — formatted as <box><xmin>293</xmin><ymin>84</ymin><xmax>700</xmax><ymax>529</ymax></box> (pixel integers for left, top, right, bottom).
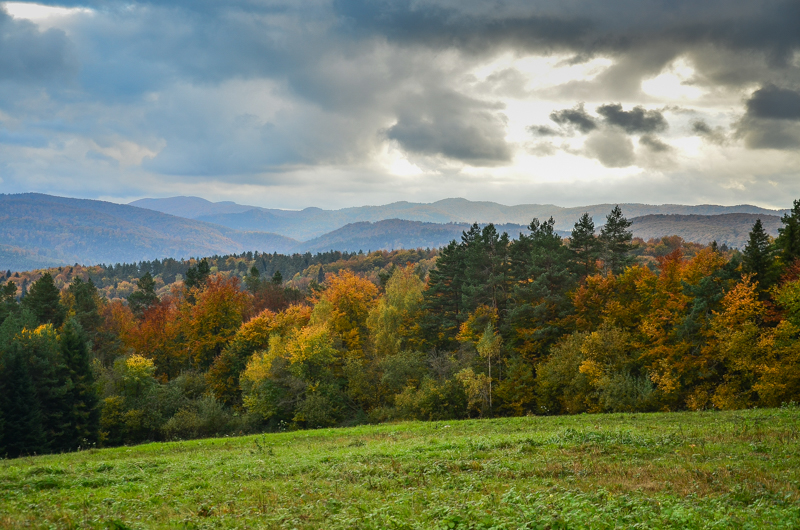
<box><xmin>245</xmin><ymin>266</ymin><xmax>262</xmax><ymax>293</ymax></box>
<box><xmin>271</xmin><ymin>270</ymin><xmax>283</xmax><ymax>286</ymax></box>
<box><xmin>0</xmin><ymin>281</ymin><xmax>18</xmax><ymax>326</ymax></box>
<box><xmin>569</xmin><ymin>212</ymin><xmax>600</xmax><ymax>276</ymax></box>
<box><xmin>0</xmin><ymin>350</ymin><xmax>46</xmax><ymax>457</ymax></box>
<box><xmin>599</xmin><ymin>206</ymin><xmax>635</xmax><ymax>275</ymax></box>
<box><xmin>67</xmin><ymin>277</ymin><xmax>102</xmax><ymax>338</ymax></box>
<box><xmin>128</xmin><ymin>272</ymin><xmax>159</xmax><ymax>318</ymax></box>
<box><xmin>422</xmin><ymin>239</ymin><xmax>467</xmax><ymax>350</ymax></box>
<box><xmin>59</xmin><ymin>319</ymin><xmax>100</xmax><ymax>449</ymax></box>
<box><xmin>185</xmin><ymin>259</ymin><xmax>211</xmax><ymax>289</ymax></box>
<box><xmin>22</xmin><ymin>273</ymin><xmax>65</xmax><ymax>327</ymax></box>
<box><xmin>775</xmin><ymin>199</ymin><xmax>800</xmax><ymax>266</ymax></box>
<box><xmin>742</xmin><ymin>218</ymin><xmax>777</xmax><ymax>291</ymax></box>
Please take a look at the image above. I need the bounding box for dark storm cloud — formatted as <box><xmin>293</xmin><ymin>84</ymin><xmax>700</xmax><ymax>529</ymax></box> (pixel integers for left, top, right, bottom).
<box><xmin>0</xmin><ymin>9</ymin><xmax>77</xmax><ymax>83</ymax></box>
<box><xmin>596</xmin><ymin>104</ymin><xmax>668</xmax><ymax>134</ymax></box>
<box><xmin>387</xmin><ymin>91</ymin><xmax>511</xmax><ymax>164</ymax></box>
<box><xmin>746</xmin><ymin>85</ymin><xmax>800</xmax><ymax>120</ymax></box>
<box><xmin>549</xmin><ymin>104</ymin><xmax>597</xmax><ymax>133</ymax></box>
<box><xmin>737</xmin><ymin>85</ymin><xmax>800</xmax><ymax>150</ymax></box>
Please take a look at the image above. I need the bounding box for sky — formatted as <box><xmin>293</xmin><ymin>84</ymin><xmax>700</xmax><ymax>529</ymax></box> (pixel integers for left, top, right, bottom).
<box><xmin>1</xmin><ymin>0</ymin><xmax>799</xmax><ymax>210</ymax></box>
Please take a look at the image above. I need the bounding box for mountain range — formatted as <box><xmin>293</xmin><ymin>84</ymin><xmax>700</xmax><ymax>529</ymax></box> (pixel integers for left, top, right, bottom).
<box><xmin>130</xmin><ymin>196</ymin><xmax>787</xmax><ymax>241</ymax></box>
<box><xmin>0</xmin><ymin>193</ymin><xmax>787</xmax><ymax>271</ymax></box>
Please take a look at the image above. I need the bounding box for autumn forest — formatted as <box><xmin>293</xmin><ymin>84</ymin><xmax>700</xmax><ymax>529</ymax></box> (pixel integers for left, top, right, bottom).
<box><xmin>2</xmin><ymin>204</ymin><xmax>799</xmax><ymax>458</ymax></box>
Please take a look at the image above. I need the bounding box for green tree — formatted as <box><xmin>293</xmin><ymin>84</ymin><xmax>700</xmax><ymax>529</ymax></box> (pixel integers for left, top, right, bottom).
<box><xmin>0</xmin><ymin>349</ymin><xmax>47</xmax><ymax>457</ymax></box>
<box><xmin>185</xmin><ymin>259</ymin><xmax>211</xmax><ymax>290</ymax></box>
<box><xmin>22</xmin><ymin>273</ymin><xmax>65</xmax><ymax>327</ymax></box>
<box><xmin>775</xmin><ymin>199</ymin><xmax>800</xmax><ymax>266</ymax></box>
<box><xmin>244</xmin><ymin>266</ymin><xmax>262</xmax><ymax>293</ymax></box>
<box><xmin>599</xmin><ymin>206</ymin><xmax>635</xmax><ymax>275</ymax></box>
<box><xmin>421</xmin><ymin>240</ymin><xmax>467</xmax><ymax>350</ymax></box>
<box><xmin>570</xmin><ymin>213</ymin><xmax>600</xmax><ymax>276</ymax></box>
<box><xmin>128</xmin><ymin>272</ymin><xmax>159</xmax><ymax>319</ymax></box>
<box><xmin>67</xmin><ymin>277</ymin><xmax>102</xmax><ymax>338</ymax></box>
<box><xmin>271</xmin><ymin>270</ymin><xmax>283</xmax><ymax>286</ymax></box>
<box><xmin>742</xmin><ymin>218</ymin><xmax>777</xmax><ymax>291</ymax></box>
<box><xmin>59</xmin><ymin>319</ymin><xmax>100</xmax><ymax>449</ymax></box>
<box><xmin>0</xmin><ymin>281</ymin><xmax>18</xmax><ymax>326</ymax></box>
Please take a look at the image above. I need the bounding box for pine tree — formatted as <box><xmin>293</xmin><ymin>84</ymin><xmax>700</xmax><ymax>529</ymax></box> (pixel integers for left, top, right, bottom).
<box><xmin>599</xmin><ymin>206</ymin><xmax>635</xmax><ymax>275</ymax></box>
<box><xmin>185</xmin><ymin>259</ymin><xmax>211</xmax><ymax>289</ymax></box>
<box><xmin>271</xmin><ymin>270</ymin><xmax>283</xmax><ymax>286</ymax></box>
<box><xmin>59</xmin><ymin>319</ymin><xmax>100</xmax><ymax>450</ymax></box>
<box><xmin>775</xmin><ymin>199</ymin><xmax>800</xmax><ymax>266</ymax></box>
<box><xmin>742</xmin><ymin>218</ymin><xmax>777</xmax><ymax>291</ymax></box>
<box><xmin>245</xmin><ymin>266</ymin><xmax>262</xmax><ymax>293</ymax></box>
<box><xmin>22</xmin><ymin>273</ymin><xmax>65</xmax><ymax>327</ymax></box>
<box><xmin>422</xmin><ymin>239</ymin><xmax>467</xmax><ymax>350</ymax></box>
<box><xmin>0</xmin><ymin>281</ymin><xmax>19</xmax><ymax>326</ymax></box>
<box><xmin>0</xmin><ymin>350</ymin><xmax>47</xmax><ymax>457</ymax></box>
<box><xmin>569</xmin><ymin>213</ymin><xmax>600</xmax><ymax>276</ymax></box>
<box><xmin>67</xmin><ymin>277</ymin><xmax>102</xmax><ymax>337</ymax></box>
<box><xmin>128</xmin><ymin>272</ymin><xmax>159</xmax><ymax>318</ymax></box>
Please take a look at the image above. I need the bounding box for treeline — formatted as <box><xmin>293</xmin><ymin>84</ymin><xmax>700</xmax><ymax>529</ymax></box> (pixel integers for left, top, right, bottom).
<box><xmin>2</xmin><ymin>204</ymin><xmax>799</xmax><ymax>457</ymax></box>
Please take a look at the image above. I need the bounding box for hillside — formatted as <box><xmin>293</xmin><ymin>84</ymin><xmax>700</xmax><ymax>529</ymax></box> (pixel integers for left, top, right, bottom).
<box><xmin>1</xmin><ymin>409</ymin><xmax>797</xmax><ymax>528</ymax></box>
<box><xmin>0</xmin><ymin>194</ymin><xmax>297</xmax><ymax>270</ymax></box>
<box><xmin>630</xmin><ymin>213</ymin><xmax>782</xmax><ymax>248</ymax></box>
<box><xmin>133</xmin><ymin>196</ymin><xmax>788</xmax><ymax>239</ymax></box>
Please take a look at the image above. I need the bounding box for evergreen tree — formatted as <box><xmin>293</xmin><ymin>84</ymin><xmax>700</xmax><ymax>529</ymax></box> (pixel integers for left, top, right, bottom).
<box><xmin>128</xmin><ymin>272</ymin><xmax>159</xmax><ymax>318</ymax></box>
<box><xmin>21</xmin><ymin>273</ymin><xmax>65</xmax><ymax>327</ymax></box>
<box><xmin>67</xmin><ymin>277</ymin><xmax>102</xmax><ymax>338</ymax></box>
<box><xmin>0</xmin><ymin>350</ymin><xmax>47</xmax><ymax>457</ymax></box>
<box><xmin>742</xmin><ymin>218</ymin><xmax>777</xmax><ymax>291</ymax></box>
<box><xmin>569</xmin><ymin>212</ymin><xmax>600</xmax><ymax>276</ymax></box>
<box><xmin>422</xmin><ymin>239</ymin><xmax>467</xmax><ymax>350</ymax></box>
<box><xmin>461</xmin><ymin>224</ymin><xmax>510</xmax><ymax>316</ymax></box>
<box><xmin>506</xmin><ymin>217</ymin><xmax>578</xmax><ymax>356</ymax></box>
<box><xmin>185</xmin><ymin>259</ymin><xmax>211</xmax><ymax>289</ymax></box>
<box><xmin>245</xmin><ymin>266</ymin><xmax>262</xmax><ymax>293</ymax></box>
<box><xmin>599</xmin><ymin>206</ymin><xmax>635</xmax><ymax>275</ymax></box>
<box><xmin>271</xmin><ymin>270</ymin><xmax>283</xmax><ymax>286</ymax></box>
<box><xmin>59</xmin><ymin>319</ymin><xmax>100</xmax><ymax>450</ymax></box>
<box><xmin>775</xmin><ymin>199</ymin><xmax>800</xmax><ymax>266</ymax></box>
<box><xmin>0</xmin><ymin>281</ymin><xmax>19</xmax><ymax>326</ymax></box>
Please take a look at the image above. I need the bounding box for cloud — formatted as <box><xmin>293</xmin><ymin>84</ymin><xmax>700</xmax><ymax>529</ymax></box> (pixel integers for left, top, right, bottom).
<box><xmin>0</xmin><ymin>8</ymin><xmax>77</xmax><ymax>83</ymax></box>
<box><xmin>549</xmin><ymin>103</ymin><xmax>597</xmax><ymax>133</ymax></box>
<box><xmin>737</xmin><ymin>85</ymin><xmax>800</xmax><ymax>150</ymax></box>
<box><xmin>692</xmin><ymin>120</ymin><xmax>728</xmax><ymax>145</ymax></box>
<box><xmin>638</xmin><ymin>134</ymin><xmax>672</xmax><ymax>153</ymax></box>
<box><xmin>386</xmin><ymin>91</ymin><xmax>511</xmax><ymax>164</ymax></box>
<box><xmin>527</xmin><ymin>125</ymin><xmax>561</xmax><ymax>136</ymax></box>
<box><xmin>584</xmin><ymin>130</ymin><xmax>635</xmax><ymax>167</ymax></box>
<box><xmin>596</xmin><ymin>104</ymin><xmax>668</xmax><ymax>134</ymax></box>
<box><xmin>745</xmin><ymin>85</ymin><xmax>800</xmax><ymax>120</ymax></box>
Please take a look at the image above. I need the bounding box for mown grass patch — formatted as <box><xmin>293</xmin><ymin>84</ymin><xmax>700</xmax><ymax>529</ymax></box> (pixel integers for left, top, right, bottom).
<box><xmin>1</xmin><ymin>407</ymin><xmax>799</xmax><ymax>529</ymax></box>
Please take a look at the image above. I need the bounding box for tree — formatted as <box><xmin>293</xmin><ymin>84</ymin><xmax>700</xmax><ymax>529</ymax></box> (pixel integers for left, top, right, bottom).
<box><xmin>775</xmin><ymin>199</ymin><xmax>800</xmax><ymax>266</ymax></box>
<box><xmin>245</xmin><ymin>266</ymin><xmax>262</xmax><ymax>293</ymax></box>
<box><xmin>185</xmin><ymin>259</ymin><xmax>211</xmax><ymax>290</ymax></box>
<box><xmin>59</xmin><ymin>319</ymin><xmax>100</xmax><ymax>449</ymax></box>
<box><xmin>271</xmin><ymin>270</ymin><xmax>283</xmax><ymax>286</ymax></box>
<box><xmin>0</xmin><ymin>349</ymin><xmax>46</xmax><ymax>457</ymax></box>
<box><xmin>22</xmin><ymin>273</ymin><xmax>65</xmax><ymax>327</ymax></box>
<box><xmin>742</xmin><ymin>218</ymin><xmax>777</xmax><ymax>292</ymax></box>
<box><xmin>128</xmin><ymin>272</ymin><xmax>159</xmax><ymax>319</ymax></box>
<box><xmin>599</xmin><ymin>206</ymin><xmax>635</xmax><ymax>275</ymax></box>
<box><xmin>570</xmin><ymin>213</ymin><xmax>600</xmax><ymax>276</ymax></box>
<box><xmin>421</xmin><ymin>240</ymin><xmax>467</xmax><ymax>350</ymax></box>
<box><xmin>0</xmin><ymin>281</ymin><xmax>18</xmax><ymax>326</ymax></box>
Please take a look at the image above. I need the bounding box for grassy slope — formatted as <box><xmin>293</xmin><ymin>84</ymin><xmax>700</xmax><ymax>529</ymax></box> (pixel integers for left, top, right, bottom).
<box><xmin>1</xmin><ymin>408</ymin><xmax>799</xmax><ymax>529</ymax></box>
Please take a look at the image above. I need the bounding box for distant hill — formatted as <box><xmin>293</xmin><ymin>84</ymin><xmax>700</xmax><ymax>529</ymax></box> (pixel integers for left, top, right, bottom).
<box><xmin>630</xmin><ymin>213</ymin><xmax>781</xmax><ymax>249</ymax></box>
<box><xmin>132</xmin><ymin>196</ymin><xmax>787</xmax><ymax>240</ymax></box>
<box><xmin>0</xmin><ymin>194</ymin><xmax>298</xmax><ymax>270</ymax></box>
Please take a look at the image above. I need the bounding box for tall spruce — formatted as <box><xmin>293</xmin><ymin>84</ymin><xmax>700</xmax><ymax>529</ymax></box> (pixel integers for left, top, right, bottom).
<box><xmin>422</xmin><ymin>239</ymin><xmax>467</xmax><ymax>350</ymax></box>
<box><xmin>67</xmin><ymin>277</ymin><xmax>102</xmax><ymax>338</ymax></box>
<box><xmin>0</xmin><ymin>281</ymin><xmax>18</xmax><ymax>326</ymax></box>
<box><xmin>776</xmin><ymin>199</ymin><xmax>800</xmax><ymax>266</ymax></box>
<box><xmin>742</xmin><ymin>218</ymin><xmax>777</xmax><ymax>291</ymax></box>
<box><xmin>506</xmin><ymin>217</ymin><xmax>578</xmax><ymax>356</ymax></box>
<box><xmin>569</xmin><ymin>213</ymin><xmax>600</xmax><ymax>276</ymax></box>
<box><xmin>128</xmin><ymin>272</ymin><xmax>159</xmax><ymax>318</ymax></box>
<box><xmin>0</xmin><ymin>349</ymin><xmax>47</xmax><ymax>457</ymax></box>
<box><xmin>461</xmin><ymin>224</ymin><xmax>510</xmax><ymax>316</ymax></box>
<box><xmin>59</xmin><ymin>319</ymin><xmax>100</xmax><ymax>450</ymax></box>
<box><xmin>599</xmin><ymin>205</ymin><xmax>635</xmax><ymax>275</ymax></box>
<box><xmin>185</xmin><ymin>259</ymin><xmax>211</xmax><ymax>290</ymax></box>
<box><xmin>22</xmin><ymin>273</ymin><xmax>65</xmax><ymax>327</ymax></box>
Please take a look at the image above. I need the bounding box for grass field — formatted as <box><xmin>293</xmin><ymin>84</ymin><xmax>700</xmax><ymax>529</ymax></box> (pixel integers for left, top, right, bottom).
<box><xmin>1</xmin><ymin>407</ymin><xmax>799</xmax><ymax>529</ymax></box>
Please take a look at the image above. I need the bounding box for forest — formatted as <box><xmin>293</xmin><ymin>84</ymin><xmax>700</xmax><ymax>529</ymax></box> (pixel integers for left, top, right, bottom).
<box><xmin>1</xmin><ymin>204</ymin><xmax>798</xmax><ymax>458</ymax></box>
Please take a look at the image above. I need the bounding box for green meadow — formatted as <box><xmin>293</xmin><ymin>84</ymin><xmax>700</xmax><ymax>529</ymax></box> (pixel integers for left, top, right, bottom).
<box><xmin>1</xmin><ymin>407</ymin><xmax>799</xmax><ymax>529</ymax></box>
